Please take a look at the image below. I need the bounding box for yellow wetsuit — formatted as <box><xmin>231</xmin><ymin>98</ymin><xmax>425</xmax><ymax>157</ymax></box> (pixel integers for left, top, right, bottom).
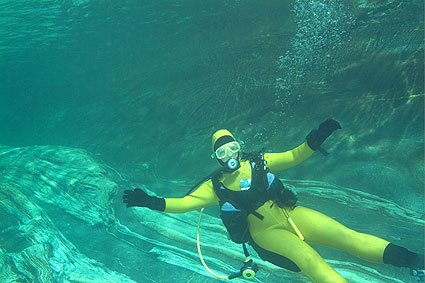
<box><xmin>164</xmin><ymin>142</ymin><xmax>390</xmax><ymax>283</ymax></box>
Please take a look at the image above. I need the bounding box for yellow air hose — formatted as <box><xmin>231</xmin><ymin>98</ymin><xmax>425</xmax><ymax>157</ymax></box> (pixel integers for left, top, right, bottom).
<box><xmin>281</xmin><ymin>207</ymin><xmax>304</xmax><ymax>241</ymax></box>
<box><xmin>197</xmin><ymin>208</ymin><xmax>229</xmax><ymax>279</ymax></box>
<box><xmin>196</xmin><ymin>205</ymin><xmax>304</xmax><ymax>280</ymax></box>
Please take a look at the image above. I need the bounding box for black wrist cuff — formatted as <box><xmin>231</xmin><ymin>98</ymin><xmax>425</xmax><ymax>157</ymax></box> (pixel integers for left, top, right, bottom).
<box><xmin>148</xmin><ymin>196</ymin><xmax>166</xmax><ymax>211</ymax></box>
<box><xmin>306</xmin><ymin>129</ymin><xmax>319</xmax><ymax>150</ymax></box>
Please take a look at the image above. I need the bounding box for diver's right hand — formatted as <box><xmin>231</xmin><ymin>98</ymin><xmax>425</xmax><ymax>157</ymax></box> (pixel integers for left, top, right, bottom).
<box><xmin>123</xmin><ymin>188</ymin><xmax>165</xmax><ymax>211</ymax></box>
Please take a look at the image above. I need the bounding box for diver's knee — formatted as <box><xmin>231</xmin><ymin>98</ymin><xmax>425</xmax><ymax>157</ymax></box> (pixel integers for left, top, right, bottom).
<box><xmin>299</xmin><ymin>254</ymin><xmax>325</xmax><ymax>275</ymax></box>
<box><xmin>340</xmin><ymin>228</ymin><xmax>360</xmax><ymax>251</ymax></box>
<box><xmin>298</xmin><ymin>253</ymin><xmax>316</xmax><ymax>271</ymax></box>
<box><xmin>301</xmin><ymin>256</ymin><xmax>348</xmax><ymax>283</ymax></box>
<box><xmin>306</xmin><ymin>268</ymin><xmax>348</xmax><ymax>283</ymax></box>
<box><xmin>341</xmin><ymin>227</ymin><xmax>357</xmax><ymax>241</ymax></box>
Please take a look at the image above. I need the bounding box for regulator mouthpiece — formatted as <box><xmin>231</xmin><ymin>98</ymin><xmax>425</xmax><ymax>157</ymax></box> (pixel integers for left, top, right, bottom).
<box><xmin>226</xmin><ymin>158</ymin><xmax>240</xmax><ymax>172</ymax></box>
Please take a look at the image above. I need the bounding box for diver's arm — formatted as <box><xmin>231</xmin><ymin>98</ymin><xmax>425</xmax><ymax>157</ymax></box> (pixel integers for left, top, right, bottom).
<box><xmin>264</xmin><ymin>141</ymin><xmax>314</xmax><ymax>173</ymax></box>
<box><xmin>265</xmin><ymin>119</ymin><xmax>341</xmax><ymax>173</ymax></box>
<box><xmin>123</xmin><ymin>180</ymin><xmax>218</xmax><ymax>213</ymax></box>
<box><xmin>164</xmin><ymin>180</ymin><xmax>219</xmax><ymax>213</ymax></box>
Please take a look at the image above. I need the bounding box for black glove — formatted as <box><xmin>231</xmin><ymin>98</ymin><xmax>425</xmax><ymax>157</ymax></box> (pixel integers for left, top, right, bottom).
<box><xmin>306</xmin><ymin>118</ymin><xmax>342</xmax><ymax>151</ymax></box>
<box><xmin>123</xmin><ymin>188</ymin><xmax>165</xmax><ymax>211</ymax></box>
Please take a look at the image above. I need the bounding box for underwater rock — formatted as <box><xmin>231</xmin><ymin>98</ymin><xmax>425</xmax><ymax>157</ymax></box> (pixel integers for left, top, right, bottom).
<box><xmin>0</xmin><ymin>183</ymin><xmax>135</xmax><ymax>283</ymax></box>
<box><xmin>0</xmin><ymin>145</ymin><xmax>118</xmax><ymax>225</ymax></box>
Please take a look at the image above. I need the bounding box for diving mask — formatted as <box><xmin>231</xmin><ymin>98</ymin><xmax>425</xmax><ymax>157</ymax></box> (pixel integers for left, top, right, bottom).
<box><xmin>215</xmin><ymin>141</ymin><xmax>241</xmax><ymax>159</ymax></box>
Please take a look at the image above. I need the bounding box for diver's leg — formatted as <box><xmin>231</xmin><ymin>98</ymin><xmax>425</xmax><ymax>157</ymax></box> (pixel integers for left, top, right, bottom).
<box><xmin>289</xmin><ymin>206</ymin><xmax>389</xmax><ymax>262</ymax></box>
<box><xmin>251</xmin><ymin>228</ymin><xmax>348</xmax><ymax>283</ymax></box>
<box><xmin>289</xmin><ymin>206</ymin><xmax>424</xmax><ymax>271</ymax></box>
<box><xmin>289</xmin><ymin>206</ymin><xmax>424</xmax><ymax>281</ymax></box>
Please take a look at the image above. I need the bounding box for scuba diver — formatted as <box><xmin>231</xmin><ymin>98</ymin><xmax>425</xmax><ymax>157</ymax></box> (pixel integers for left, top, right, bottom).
<box><xmin>123</xmin><ymin>119</ymin><xmax>424</xmax><ymax>282</ymax></box>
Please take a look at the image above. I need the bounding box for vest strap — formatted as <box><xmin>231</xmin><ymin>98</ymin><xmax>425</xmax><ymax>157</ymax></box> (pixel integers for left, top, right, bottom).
<box><xmin>252</xmin><ymin>211</ymin><xmax>264</xmax><ymax>220</ymax></box>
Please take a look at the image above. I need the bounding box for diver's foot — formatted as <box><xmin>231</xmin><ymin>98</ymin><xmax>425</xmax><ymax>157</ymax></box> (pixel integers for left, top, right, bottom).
<box><xmin>411</xmin><ymin>269</ymin><xmax>425</xmax><ymax>281</ymax></box>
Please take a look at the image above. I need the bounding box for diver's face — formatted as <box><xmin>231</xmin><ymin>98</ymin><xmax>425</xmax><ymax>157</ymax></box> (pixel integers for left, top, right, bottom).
<box><xmin>215</xmin><ymin>141</ymin><xmax>241</xmax><ymax>164</ymax></box>
<box><xmin>220</xmin><ymin>151</ymin><xmax>239</xmax><ymax>164</ymax></box>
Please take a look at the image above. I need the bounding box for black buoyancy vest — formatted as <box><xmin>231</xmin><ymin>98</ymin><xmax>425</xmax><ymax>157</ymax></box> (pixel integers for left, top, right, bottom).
<box><xmin>211</xmin><ymin>152</ymin><xmax>297</xmax><ymax>244</ymax></box>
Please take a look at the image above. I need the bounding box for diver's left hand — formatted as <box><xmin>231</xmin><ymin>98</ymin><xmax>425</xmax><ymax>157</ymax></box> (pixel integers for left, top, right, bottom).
<box><xmin>306</xmin><ymin>118</ymin><xmax>341</xmax><ymax>150</ymax></box>
<box><xmin>123</xmin><ymin>188</ymin><xmax>165</xmax><ymax>211</ymax></box>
